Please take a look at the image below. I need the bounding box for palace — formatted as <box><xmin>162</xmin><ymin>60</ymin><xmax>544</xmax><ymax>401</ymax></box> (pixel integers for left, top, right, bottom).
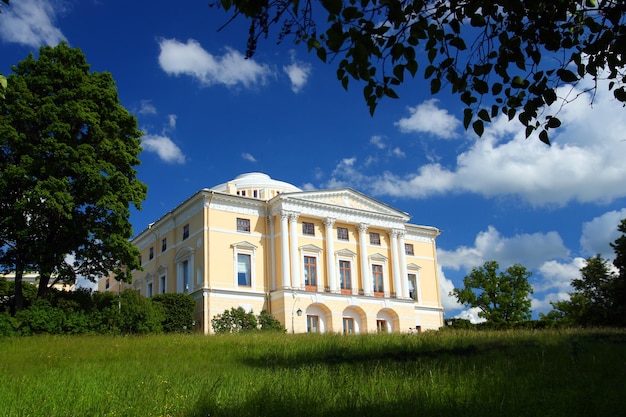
<box><xmin>98</xmin><ymin>172</ymin><xmax>444</xmax><ymax>333</ymax></box>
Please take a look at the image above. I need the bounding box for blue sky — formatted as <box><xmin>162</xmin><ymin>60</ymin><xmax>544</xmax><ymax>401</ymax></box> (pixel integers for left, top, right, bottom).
<box><xmin>2</xmin><ymin>0</ymin><xmax>626</xmax><ymax>321</ymax></box>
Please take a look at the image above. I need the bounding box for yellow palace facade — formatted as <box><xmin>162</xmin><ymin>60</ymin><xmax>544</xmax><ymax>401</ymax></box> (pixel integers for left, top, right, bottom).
<box><xmin>99</xmin><ymin>173</ymin><xmax>444</xmax><ymax>334</ymax></box>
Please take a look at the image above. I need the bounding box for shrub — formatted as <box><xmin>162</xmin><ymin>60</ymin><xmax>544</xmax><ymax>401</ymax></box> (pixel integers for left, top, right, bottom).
<box><xmin>212</xmin><ymin>307</ymin><xmax>258</xmax><ymax>333</ymax></box>
<box><xmin>151</xmin><ymin>293</ymin><xmax>195</xmax><ymax>333</ymax></box>
<box><xmin>257</xmin><ymin>309</ymin><xmax>286</xmax><ymax>332</ymax></box>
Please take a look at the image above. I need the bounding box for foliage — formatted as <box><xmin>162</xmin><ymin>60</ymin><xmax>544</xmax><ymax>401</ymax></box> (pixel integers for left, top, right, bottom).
<box><xmin>542</xmin><ymin>218</ymin><xmax>626</xmax><ymax>327</ymax></box>
<box><xmin>451</xmin><ymin>260</ymin><xmax>533</xmax><ymax>324</ymax></box>
<box><xmin>257</xmin><ymin>309</ymin><xmax>287</xmax><ymax>332</ymax></box>
<box><xmin>151</xmin><ymin>293</ymin><xmax>196</xmax><ymax>333</ymax></box>
<box><xmin>212</xmin><ymin>306</ymin><xmax>259</xmax><ymax>333</ymax></box>
<box><xmin>610</xmin><ymin>218</ymin><xmax>626</xmax><ymax>323</ymax></box>
<box><xmin>0</xmin><ymin>42</ymin><xmax>147</xmax><ymax>310</ymax></box>
<box><xmin>214</xmin><ymin>0</ymin><xmax>626</xmax><ymax>144</ymax></box>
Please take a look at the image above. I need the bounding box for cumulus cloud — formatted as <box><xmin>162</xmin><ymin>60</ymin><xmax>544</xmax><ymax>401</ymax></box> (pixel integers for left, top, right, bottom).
<box><xmin>158</xmin><ymin>38</ymin><xmax>272</xmax><ymax>88</ymax></box>
<box><xmin>142</xmin><ymin>134</ymin><xmax>186</xmax><ymax>164</ymax></box>
<box><xmin>394</xmin><ymin>99</ymin><xmax>461</xmax><ymax>139</ymax></box>
<box><xmin>0</xmin><ymin>0</ymin><xmax>66</xmax><ymax>47</ymax></box>
<box><xmin>283</xmin><ymin>51</ymin><xmax>311</xmax><ymax>93</ymax></box>
<box><xmin>327</xmin><ymin>82</ymin><xmax>626</xmax><ymax>207</ymax></box>
<box><xmin>438</xmin><ymin>225</ymin><xmax>569</xmax><ymax>272</ymax></box>
<box><xmin>242</xmin><ymin>152</ymin><xmax>256</xmax><ymax>162</ymax></box>
<box><xmin>580</xmin><ymin>208</ymin><xmax>626</xmax><ymax>259</ymax></box>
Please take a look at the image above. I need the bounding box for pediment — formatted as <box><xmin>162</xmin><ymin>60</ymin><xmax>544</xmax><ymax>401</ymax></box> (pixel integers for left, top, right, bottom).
<box><xmin>284</xmin><ymin>189</ymin><xmax>409</xmax><ymax>220</ymax></box>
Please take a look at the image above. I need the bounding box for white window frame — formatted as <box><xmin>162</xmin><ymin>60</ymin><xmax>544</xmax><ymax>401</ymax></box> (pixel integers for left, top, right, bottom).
<box><xmin>336</xmin><ymin>248</ymin><xmax>357</xmax><ymax>295</ymax></box>
<box><xmin>231</xmin><ymin>241</ymin><xmax>257</xmax><ymax>289</ymax></box>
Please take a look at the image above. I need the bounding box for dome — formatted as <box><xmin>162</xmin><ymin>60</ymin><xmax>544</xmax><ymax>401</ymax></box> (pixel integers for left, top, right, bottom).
<box><xmin>209</xmin><ymin>172</ymin><xmax>301</xmax><ymax>199</ymax></box>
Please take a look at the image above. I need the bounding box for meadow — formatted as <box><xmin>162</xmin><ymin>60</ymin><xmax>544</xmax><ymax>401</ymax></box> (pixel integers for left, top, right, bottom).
<box><xmin>1</xmin><ymin>328</ymin><xmax>624</xmax><ymax>417</ymax></box>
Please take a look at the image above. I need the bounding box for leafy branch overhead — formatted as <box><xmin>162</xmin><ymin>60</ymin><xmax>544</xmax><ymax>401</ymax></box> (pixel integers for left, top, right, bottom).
<box><xmin>214</xmin><ymin>0</ymin><xmax>626</xmax><ymax>144</ymax></box>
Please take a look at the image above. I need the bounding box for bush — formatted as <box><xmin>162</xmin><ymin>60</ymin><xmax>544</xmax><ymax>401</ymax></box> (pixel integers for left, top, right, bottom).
<box><xmin>212</xmin><ymin>308</ymin><xmax>286</xmax><ymax>334</ymax></box>
<box><xmin>258</xmin><ymin>309</ymin><xmax>286</xmax><ymax>332</ymax></box>
<box><xmin>14</xmin><ymin>299</ymin><xmax>66</xmax><ymax>335</ymax></box>
<box><xmin>212</xmin><ymin>307</ymin><xmax>258</xmax><ymax>334</ymax></box>
<box><xmin>151</xmin><ymin>293</ymin><xmax>195</xmax><ymax>333</ymax></box>
<box><xmin>0</xmin><ymin>312</ymin><xmax>18</xmax><ymax>337</ymax></box>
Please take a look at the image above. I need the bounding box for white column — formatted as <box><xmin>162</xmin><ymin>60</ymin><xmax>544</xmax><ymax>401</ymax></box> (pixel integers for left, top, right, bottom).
<box><xmin>358</xmin><ymin>223</ymin><xmax>372</xmax><ymax>296</ymax></box>
<box><xmin>289</xmin><ymin>212</ymin><xmax>301</xmax><ymax>290</ymax></box>
<box><xmin>323</xmin><ymin>217</ymin><xmax>337</xmax><ymax>293</ymax></box>
<box><xmin>389</xmin><ymin>229</ymin><xmax>402</xmax><ymax>298</ymax></box>
<box><xmin>398</xmin><ymin>231</ymin><xmax>409</xmax><ymax>298</ymax></box>
<box><xmin>280</xmin><ymin>211</ymin><xmax>291</xmax><ymax>289</ymax></box>
<box><xmin>268</xmin><ymin>216</ymin><xmax>276</xmax><ymax>291</ymax></box>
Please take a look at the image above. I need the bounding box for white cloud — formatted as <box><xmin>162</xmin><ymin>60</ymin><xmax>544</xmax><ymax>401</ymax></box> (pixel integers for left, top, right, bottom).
<box><xmin>242</xmin><ymin>152</ymin><xmax>256</xmax><ymax>162</ymax></box>
<box><xmin>158</xmin><ymin>38</ymin><xmax>272</xmax><ymax>88</ymax></box>
<box><xmin>167</xmin><ymin>114</ymin><xmax>177</xmax><ymax>129</ymax></box>
<box><xmin>328</xmin><ymin>82</ymin><xmax>626</xmax><ymax>207</ymax></box>
<box><xmin>394</xmin><ymin>99</ymin><xmax>461</xmax><ymax>139</ymax></box>
<box><xmin>0</xmin><ymin>0</ymin><xmax>66</xmax><ymax>47</ymax></box>
<box><xmin>580</xmin><ymin>208</ymin><xmax>626</xmax><ymax>259</ymax></box>
<box><xmin>438</xmin><ymin>266</ymin><xmax>463</xmax><ymax>312</ymax></box>
<box><xmin>438</xmin><ymin>225</ymin><xmax>569</xmax><ymax>272</ymax></box>
<box><xmin>139</xmin><ymin>100</ymin><xmax>157</xmax><ymax>115</ymax></box>
<box><xmin>370</xmin><ymin>135</ymin><xmax>386</xmax><ymax>149</ymax></box>
<box><xmin>283</xmin><ymin>51</ymin><xmax>311</xmax><ymax>93</ymax></box>
<box><xmin>142</xmin><ymin>134</ymin><xmax>186</xmax><ymax>164</ymax></box>
<box><xmin>391</xmin><ymin>147</ymin><xmax>405</xmax><ymax>158</ymax></box>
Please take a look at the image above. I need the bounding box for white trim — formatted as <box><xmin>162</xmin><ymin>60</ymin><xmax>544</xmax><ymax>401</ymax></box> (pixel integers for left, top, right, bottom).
<box><xmin>231</xmin><ymin>241</ymin><xmax>257</xmax><ymax>289</ymax></box>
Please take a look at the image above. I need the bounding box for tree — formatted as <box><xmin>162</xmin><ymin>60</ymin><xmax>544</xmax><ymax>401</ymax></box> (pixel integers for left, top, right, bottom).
<box><xmin>0</xmin><ymin>42</ymin><xmax>147</xmax><ymax>311</ymax></box>
<box><xmin>451</xmin><ymin>261</ymin><xmax>533</xmax><ymax>324</ymax></box>
<box><xmin>610</xmin><ymin>218</ymin><xmax>626</xmax><ymax>323</ymax></box>
<box><xmin>213</xmin><ymin>0</ymin><xmax>626</xmax><ymax>144</ymax></box>
<box><xmin>544</xmin><ymin>220</ymin><xmax>626</xmax><ymax>327</ymax></box>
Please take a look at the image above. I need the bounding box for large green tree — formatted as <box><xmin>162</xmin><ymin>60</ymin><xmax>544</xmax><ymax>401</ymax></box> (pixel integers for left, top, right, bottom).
<box><xmin>545</xmin><ymin>221</ymin><xmax>626</xmax><ymax>327</ymax></box>
<box><xmin>451</xmin><ymin>261</ymin><xmax>533</xmax><ymax>324</ymax></box>
<box><xmin>213</xmin><ymin>0</ymin><xmax>626</xmax><ymax>144</ymax></box>
<box><xmin>0</xmin><ymin>42</ymin><xmax>147</xmax><ymax>311</ymax></box>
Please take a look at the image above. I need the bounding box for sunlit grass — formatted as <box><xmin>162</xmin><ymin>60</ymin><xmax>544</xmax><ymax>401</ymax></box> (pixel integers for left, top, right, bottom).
<box><xmin>1</xmin><ymin>329</ymin><xmax>624</xmax><ymax>416</ymax></box>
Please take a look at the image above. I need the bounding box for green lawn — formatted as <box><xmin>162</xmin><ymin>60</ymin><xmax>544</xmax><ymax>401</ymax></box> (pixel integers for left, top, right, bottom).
<box><xmin>1</xmin><ymin>329</ymin><xmax>624</xmax><ymax>416</ymax></box>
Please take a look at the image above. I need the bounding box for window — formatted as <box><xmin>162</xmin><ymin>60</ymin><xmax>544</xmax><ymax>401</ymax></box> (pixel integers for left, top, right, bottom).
<box><xmin>339</xmin><ymin>260</ymin><xmax>351</xmax><ymax>291</ymax></box>
<box><xmin>307</xmin><ymin>315</ymin><xmax>319</xmax><ymax>333</ymax></box>
<box><xmin>147</xmin><ymin>282</ymin><xmax>153</xmax><ymax>297</ymax></box>
<box><xmin>304</xmin><ymin>256</ymin><xmax>317</xmax><ymax>287</ymax></box>
<box><xmin>369</xmin><ymin>232</ymin><xmax>381</xmax><ymax>245</ymax></box>
<box><xmin>337</xmin><ymin>227</ymin><xmax>349</xmax><ymax>241</ymax></box>
<box><xmin>105</xmin><ymin>279</ymin><xmax>110</xmax><ymax>290</ymax></box>
<box><xmin>343</xmin><ymin>317</ymin><xmax>354</xmax><ymax>334</ymax></box>
<box><xmin>376</xmin><ymin>319</ymin><xmax>387</xmax><ymax>333</ymax></box>
<box><xmin>237</xmin><ymin>253</ymin><xmax>251</xmax><ymax>286</ymax></box>
<box><xmin>408</xmin><ymin>273</ymin><xmax>418</xmax><ymax>301</ymax></box>
<box><xmin>405</xmin><ymin>243</ymin><xmax>414</xmax><ymax>256</ymax></box>
<box><xmin>302</xmin><ymin>222</ymin><xmax>315</xmax><ymax>236</ymax></box>
<box><xmin>237</xmin><ymin>218</ymin><xmax>250</xmax><ymax>233</ymax></box>
<box><xmin>372</xmin><ymin>264</ymin><xmax>384</xmax><ymax>294</ymax></box>
<box><xmin>138</xmin><ymin>255</ymin><xmax>142</xmax><ymax>265</ymax></box>
<box><xmin>149</xmin><ymin>247</ymin><xmax>154</xmax><ymax>260</ymax></box>
<box><xmin>182</xmin><ymin>224</ymin><xmax>189</xmax><ymax>240</ymax></box>
<box><xmin>161</xmin><ymin>238</ymin><xmax>167</xmax><ymax>252</ymax></box>
<box><xmin>182</xmin><ymin>260</ymin><xmax>189</xmax><ymax>293</ymax></box>
<box><xmin>160</xmin><ymin>275</ymin><xmax>166</xmax><ymax>294</ymax></box>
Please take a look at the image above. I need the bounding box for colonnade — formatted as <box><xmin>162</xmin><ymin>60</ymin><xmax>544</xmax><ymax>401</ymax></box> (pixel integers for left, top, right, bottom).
<box><xmin>269</xmin><ymin>211</ymin><xmax>412</xmax><ymax>299</ymax></box>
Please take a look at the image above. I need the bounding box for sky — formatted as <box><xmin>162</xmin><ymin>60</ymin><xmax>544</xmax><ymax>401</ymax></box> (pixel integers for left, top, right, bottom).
<box><xmin>2</xmin><ymin>0</ymin><xmax>626</xmax><ymax>321</ymax></box>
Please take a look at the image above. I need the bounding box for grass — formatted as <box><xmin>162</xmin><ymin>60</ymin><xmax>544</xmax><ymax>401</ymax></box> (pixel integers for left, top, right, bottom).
<box><xmin>1</xmin><ymin>328</ymin><xmax>625</xmax><ymax>416</ymax></box>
